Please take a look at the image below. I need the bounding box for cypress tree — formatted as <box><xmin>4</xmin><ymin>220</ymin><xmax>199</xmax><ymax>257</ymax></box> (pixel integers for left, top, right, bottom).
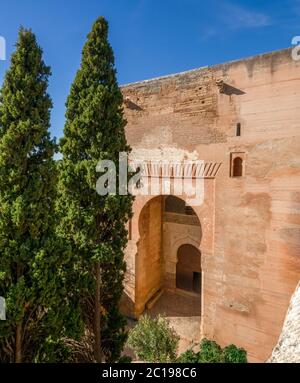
<box><xmin>0</xmin><ymin>28</ymin><xmax>78</xmax><ymax>362</ymax></box>
<box><xmin>57</xmin><ymin>17</ymin><xmax>133</xmax><ymax>362</ymax></box>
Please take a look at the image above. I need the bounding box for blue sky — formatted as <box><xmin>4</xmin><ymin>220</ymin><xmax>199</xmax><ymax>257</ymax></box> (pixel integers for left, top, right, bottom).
<box><xmin>0</xmin><ymin>0</ymin><xmax>299</xmax><ymax>139</ymax></box>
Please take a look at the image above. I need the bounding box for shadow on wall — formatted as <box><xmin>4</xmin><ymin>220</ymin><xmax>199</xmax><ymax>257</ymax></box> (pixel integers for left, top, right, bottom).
<box><xmin>216</xmin><ymin>80</ymin><xmax>246</xmax><ymax>96</ymax></box>
<box><xmin>119</xmin><ymin>293</ymin><xmax>136</xmax><ymax>319</ymax></box>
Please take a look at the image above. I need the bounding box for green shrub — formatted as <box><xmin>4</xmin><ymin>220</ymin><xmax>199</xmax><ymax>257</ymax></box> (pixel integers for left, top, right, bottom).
<box><xmin>178</xmin><ymin>339</ymin><xmax>248</xmax><ymax>363</ymax></box>
<box><xmin>118</xmin><ymin>355</ymin><xmax>132</xmax><ymax>363</ymax></box>
<box><xmin>198</xmin><ymin>339</ymin><xmax>223</xmax><ymax>363</ymax></box>
<box><xmin>127</xmin><ymin>314</ymin><xmax>179</xmax><ymax>362</ymax></box>
<box><xmin>223</xmin><ymin>344</ymin><xmax>247</xmax><ymax>363</ymax></box>
<box><xmin>177</xmin><ymin>349</ymin><xmax>201</xmax><ymax>363</ymax></box>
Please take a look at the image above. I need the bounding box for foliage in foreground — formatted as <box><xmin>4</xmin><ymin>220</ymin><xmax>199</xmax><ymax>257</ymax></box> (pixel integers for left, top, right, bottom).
<box><xmin>56</xmin><ymin>16</ymin><xmax>133</xmax><ymax>362</ymax></box>
<box><xmin>128</xmin><ymin>314</ymin><xmax>247</xmax><ymax>364</ymax></box>
<box><xmin>127</xmin><ymin>314</ymin><xmax>179</xmax><ymax>362</ymax></box>
<box><xmin>222</xmin><ymin>344</ymin><xmax>248</xmax><ymax>363</ymax></box>
<box><xmin>0</xmin><ymin>27</ymin><xmax>77</xmax><ymax>363</ymax></box>
<box><xmin>178</xmin><ymin>338</ymin><xmax>247</xmax><ymax>363</ymax></box>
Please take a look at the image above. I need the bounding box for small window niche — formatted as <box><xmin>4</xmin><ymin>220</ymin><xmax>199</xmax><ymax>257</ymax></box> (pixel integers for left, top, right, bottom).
<box><xmin>236</xmin><ymin>122</ymin><xmax>241</xmax><ymax>136</ymax></box>
<box><xmin>230</xmin><ymin>152</ymin><xmax>245</xmax><ymax>177</ymax></box>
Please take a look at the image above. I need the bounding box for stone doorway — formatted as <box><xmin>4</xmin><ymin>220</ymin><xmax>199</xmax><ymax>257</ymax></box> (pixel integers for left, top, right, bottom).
<box><xmin>176</xmin><ymin>244</ymin><xmax>201</xmax><ymax>294</ymax></box>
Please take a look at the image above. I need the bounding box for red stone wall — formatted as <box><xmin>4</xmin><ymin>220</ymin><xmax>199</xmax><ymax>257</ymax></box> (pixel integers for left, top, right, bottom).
<box><xmin>121</xmin><ymin>48</ymin><xmax>300</xmax><ymax>362</ymax></box>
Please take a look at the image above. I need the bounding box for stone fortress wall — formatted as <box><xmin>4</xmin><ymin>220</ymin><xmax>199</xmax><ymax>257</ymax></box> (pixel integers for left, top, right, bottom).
<box><xmin>121</xmin><ymin>48</ymin><xmax>300</xmax><ymax>362</ymax></box>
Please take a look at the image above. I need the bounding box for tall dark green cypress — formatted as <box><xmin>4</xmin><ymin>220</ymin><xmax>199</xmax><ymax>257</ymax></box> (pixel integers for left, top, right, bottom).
<box><xmin>0</xmin><ymin>28</ymin><xmax>75</xmax><ymax>362</ymax></box>
<box><xmin>57</xmin><ymin>17</ymin><xmax>133</xmax><ymax>362</ymax></box>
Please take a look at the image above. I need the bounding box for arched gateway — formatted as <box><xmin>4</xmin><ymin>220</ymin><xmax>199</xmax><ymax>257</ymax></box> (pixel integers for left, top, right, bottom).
<box><xmin>120</xmin><ymin>159</ymin><xmax>217</xmax><ymax>347</ymax></box>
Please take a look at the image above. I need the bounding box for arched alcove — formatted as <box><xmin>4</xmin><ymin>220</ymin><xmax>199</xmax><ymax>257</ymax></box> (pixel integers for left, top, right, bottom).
<box><xmin>232</xmin><ymin>157</ymin><xmax>243</xmax><ymax>177</ymax></box>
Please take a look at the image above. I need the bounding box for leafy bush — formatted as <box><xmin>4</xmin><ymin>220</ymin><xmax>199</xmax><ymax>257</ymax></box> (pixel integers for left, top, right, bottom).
<box><xmin>177</xmin><ymin>349</ymin><xmax>201</xmax><ymax>363</ymax></box>
<box><xmin>178</xmin><ymin>339</ymin><xmax>248</xmax><ymax>363</ymax></box>
<box><xmin>118</xmin><ymin>355</ymin><xmax>132</xmax><ymax>363</ymax></box>
<box><xmin>127</xmin><ymin>314</ymin><xmax>179</xmax><ymax>362</ymax></box>
<box><xmin>223</xmin><ymin>344</ymin><xmax>247</xmax><ymax>363</ymax></box>
<box><xmin>198</xmin><ymin>339</ymin><xmax>223</xmax><ymax>363</ymax></box>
